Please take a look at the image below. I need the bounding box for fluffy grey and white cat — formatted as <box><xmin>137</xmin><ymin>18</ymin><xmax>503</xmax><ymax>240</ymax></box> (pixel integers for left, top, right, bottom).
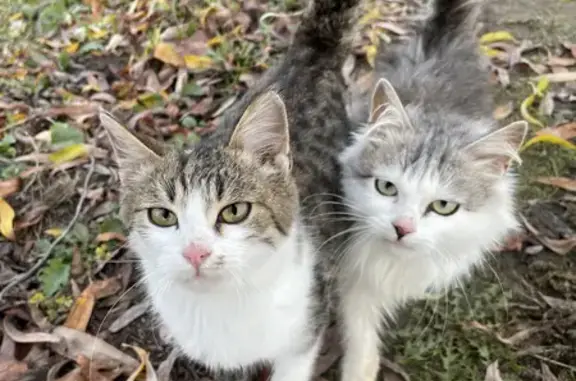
<box><xmin>100</xmin><ymin>1</ymin><xmax>359</xmax><ymax>380</ymax></box>
<box><xmin>338</xmin><ymin>0</ymin><xmax>528</xmax><ymax>380</ymax></box>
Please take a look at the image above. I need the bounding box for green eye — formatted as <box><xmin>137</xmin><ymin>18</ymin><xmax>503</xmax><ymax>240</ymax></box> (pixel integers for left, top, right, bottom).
<box><xmin>375</xmin><ymin>179</ymin><xmax>398</xmax><ymax>196</ymax></box>
<box><xmin>429</xmin><ymin>200</ymin><xmax>460</xmax><ymax>216</ymax></box>
<box><xmin>219</xmin><ymin>202</ymin><xmax>252</xmax><ymax>224</ymax></box>
<box><xmin>148</xmin><ymin>208</ymin><xmax>178</xmax><ymax>227</ymax></box>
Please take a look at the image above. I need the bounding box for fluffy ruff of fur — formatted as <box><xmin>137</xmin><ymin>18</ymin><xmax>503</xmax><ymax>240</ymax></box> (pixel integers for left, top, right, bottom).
<box><xmin>337</xmin><ymin>1</ymin><xmax>528</xmax><ymax>380</ymax></box>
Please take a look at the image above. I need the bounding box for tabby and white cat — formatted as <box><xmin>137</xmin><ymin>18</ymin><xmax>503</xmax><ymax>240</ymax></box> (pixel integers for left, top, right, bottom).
<box><xmin>338</xmin><ymin>0</ymin><xmax>528</xmax><ymax>380</ymax></box>
<box><xmin>100</xmin><ymin>0</ymin><xmax>359</xmax><ymax>380</ymax></box>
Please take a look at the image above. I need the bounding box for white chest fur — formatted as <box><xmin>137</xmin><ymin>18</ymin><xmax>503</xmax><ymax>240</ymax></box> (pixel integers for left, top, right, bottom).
<box><xmin>143</xmin><ymin>252</ymin><xmax>315</xmax><ymax>370</ymax></box>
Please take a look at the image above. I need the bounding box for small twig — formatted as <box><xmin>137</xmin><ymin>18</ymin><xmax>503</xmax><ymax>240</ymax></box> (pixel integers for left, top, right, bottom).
<box><xmin>528</xmin><ymin>353</ymin><xmax>576</xmax><ymax>374</ymax></box>
<box><xmin>0</xmin><ymin>156</ymin><xmax>96</xmax><ymax>301</ymax></box>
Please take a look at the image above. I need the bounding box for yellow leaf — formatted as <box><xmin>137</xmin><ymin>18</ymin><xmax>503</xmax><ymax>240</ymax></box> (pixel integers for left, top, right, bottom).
<box><xmin>535</xmin><ymin>76</ymin><xmax>549</xmax><ymax>96</ymax></box>
<box><xmin>0</xmin><ymin>198</ymin><xmax>15</xmax><ymax>241</ymax></box>
<box><xmin>184</xmin><ymin>55</ymin><xmax>213</xmax><ymax>70</ymax></box>
<box><xmin>359</xmin><ymin>7</ymin><xmax>381</xmax><ymax>25</ymax></box>
<box><xmin>14</xmin><ymin>68</ymin><xmax>28</xmax><ymax>80</ymax></box>
<box><xmin>520</xmin><ymin>94</ymin><xmax>544</xmax><ymax>128</ymax></box>
<box><xmin>153</xmin><ymin>42</ymin><xmax>184</xmax><ymax>67</ymax></box>
<box><xmin>208</xmin><ymin>35</ymin><xmax>224</xmax><ymax>47</ymax></box>
<box><xmin>198</xmin><ymin>5</ymin><xmax>219</xmax><ymax>27</ymax></box>
<box><xmin>480</xmin><ymin>45</ymin><xmax>504</xmax><ymax>58</ymax></box>
<box><xmin>479</xmin><ymin>31</ymin><xmax>516</xmax><ymax>44</ymax></box>
<box><xmin>365</xmin><ymin>45</ymin><xmax>377</xmax><ymax>68</ymax></box>
<box><xmin>88</xmin><ymin>26</ymin><xmax>108</xmax><ymax>39</ymax></box>
<box><xmin>521</xmin><ymin>133</ymin><xmax>576</xmax><ymax>152</ymax></box>
<box><xmin>45</xmin><ymin>228</ymin><xmax>64</xmax><ymax>237</ymax></box>
<box><xmin>9</xmin><ymin>12</ymin><xmax>23</xmax><ymax>21</ymax></box>
<box><xmin>48</xmin><ymin>144</ymin><xmax>89</xmax><ymax>164</ymax></box>
<box><xmin>65</xmin><ymin>42</ymin><xmax>79</xmax><ymax>54</ymax></box>
<box><xmin>10</xmin><ymin>111</ymin><xmax>27</xmax><ymax>122</ymax></box>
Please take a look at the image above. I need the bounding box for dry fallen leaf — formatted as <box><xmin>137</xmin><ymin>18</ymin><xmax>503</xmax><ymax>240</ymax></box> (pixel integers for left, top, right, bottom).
<box><xmin>153</xmin><ymin>42</ymin><xmax>185</xmax><ymax>67</ymax></box>
<box><xmin>108</xmin><ymin>302</ymin><xmax>148</xmax><ymax>333</ymax></box>
<box><xmin>536</xmin><ymin>122</ymin><xmax>576</xmax><ymax>140</ymax></box>
<box><xmin>493</xmin><ymin>102</ymin><xmax>514</xmax><ymax>120</ymax></box>
<box><xmin>365</xmin><ymin>44</ymin><xmax>377</xmax><ymax>67</ymax></box>
<box><xmin>521</xmin><ymin>133</ymin><xmax>576</xmax><ymax>151</ymax></box>
<box><xmin>537</xmin><ymin>71</ymin><xmax>576</xmax><ymax>82</ymax></box>
<box><xmin>541</xmin><ymin>363</ymin><xmax>559</xmax><ymax>381</ymax></box>
<box><xmin>3</xmin><ymin>317</ymin><xmax>61</xmax><ymax>344</ymax></box>
<box><xmin>51</xmin><ymin>326</ymin><xmax>139</xmax><ymax>374</ymax></box>
<box><xmin>49</xmin><ymin>144</ymin><xmax>89</xmax><ymax>165</ymax></box>
<box><xmin>547</xmin><ymin>56</ymin><xmax>576</xmax><ymax>67</ymax></box>
<box><xmin>520</xmin><ymin>214</ymin><xmax>576</xmax><ymax>255</ymax></box>
<box><xmin>125</xmin><ymin>345</ymin><xmax>158</xmax><ymax>381</ymax></box>
<box><xmin>64</xmin><ymin>287</ymin><xmax>96</xmax><ymax>332</ymax></box>
<box><xmin>536</xmin><ymin>177</ymin><xmax>576</xmax><ymax>192</ymax></box>
<box><xmin>480</xmin><ymin>31</ymin><xmax>516</xmax><ymax>44</ymax></box>
<box><xmin>95</xmin><ymin>232</ymin><xmax>127</xmax><ymax>243</ymax></box>
<box><xmin>0</xmin><ymin>359</ymin><xmax>28</xmax><ymax>381</ymax></box>
<box><xmin>156</xmin><ymin>349</ymin><xmax>179</xmax><ymax>381</ymax></box>
<box><xmin>184</xmin><ymin>55</ymin><xmax>213</xmax><ymax>71</ymax></box>
<box><xmin>484</xmin><ymin>361</ymin><xmax>503</xmax><ymax>381</ymax></box>
<box><xmin>0</xmin><ymin>178</ymin><xmax>20</xmax><ymax>198</ymax></box>
<box><xmin>0</xmin><ymin>198</ymin><xmax>16</xmax><ymax>241</ymax></box>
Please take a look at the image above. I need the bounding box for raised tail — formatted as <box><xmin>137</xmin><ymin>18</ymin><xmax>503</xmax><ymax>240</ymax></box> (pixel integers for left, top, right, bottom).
<box><xmin>421</xmin><ymin>0</ymin><xmax>482</xmax><ymax>55</ymax></box>
<box><xmin>291</xmin><ymin>0</ymin><xmax>362</xmax><ymax>63</ymax></box>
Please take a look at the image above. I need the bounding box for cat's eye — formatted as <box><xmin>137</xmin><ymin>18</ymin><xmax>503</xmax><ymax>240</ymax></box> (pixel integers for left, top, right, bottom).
<box><xmin>148</xmin><ymin>208</ymin><xmax>178</xmax><ymax>227</ymax></box>
<box><xmin>375</xmin><ymin>179</ymin><xmax>398</xmax><ymax>197</ymax></box>
<box><xmin>219</xmin><ymin>202</ymin><xmax>252</xmax><ymax>224</ymax></box>
<box><xmin>428</xmin><ymin>200</ymin><xmax>460</xmax><ymax>216</ymax></box>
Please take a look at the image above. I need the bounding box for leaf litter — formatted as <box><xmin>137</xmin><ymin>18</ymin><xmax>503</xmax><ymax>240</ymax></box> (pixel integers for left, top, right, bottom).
<box><xmin>0</xmin><ymin>0</ymin><xmax>574</xmax><ymax>380</ymax></box>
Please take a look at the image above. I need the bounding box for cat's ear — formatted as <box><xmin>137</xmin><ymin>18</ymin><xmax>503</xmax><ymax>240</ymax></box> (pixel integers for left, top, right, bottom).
<box><xmin>99</xmin><ymin>110</ymin><xmax>161</xmax><ymax>182</ymax></box>
<box><xmin>228</xmin><ymin>91</ymin><xmax>291</xmax><ymax>171</ymax></box>
<box><xmin>465</xmin><ymin>121</ymin><xmax>528</xmax><ymax>173</ymax></box>
<box><xmin>368</xmin><ymin>78</ymin><xmax>411</xmax><ymax>127</ymax></box>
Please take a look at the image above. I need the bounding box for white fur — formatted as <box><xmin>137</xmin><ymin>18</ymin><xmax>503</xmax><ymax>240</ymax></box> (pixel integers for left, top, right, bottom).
<box><xmin>131</xmin><ymin>190</ymin><xmax>320</xmax><ymax>380</ymax></box>
<box><xmin>337</xmin><ymin>161</ymin><xmax>519</xmax><ymax>381</ymax></box>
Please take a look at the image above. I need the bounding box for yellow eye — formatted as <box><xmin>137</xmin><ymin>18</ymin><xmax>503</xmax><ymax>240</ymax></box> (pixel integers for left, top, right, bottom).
<box><xmin>375</xmin><ymin>180</ymin><xmax>398</xmax><ymax>196</ymax></box>
<box><xmin>148</xmin><ymin>208</ymin><xmax>178</xmax><ymax>227</ymax></box>
<box><xmin>219</xmin><ymin>202</ymin><xmax>252</xmax><ymax>224</ymax></box>
<box><xmin>429</xmin><ymin>200</ymin><xmax>460</xmax><ymax>216</ymax></box>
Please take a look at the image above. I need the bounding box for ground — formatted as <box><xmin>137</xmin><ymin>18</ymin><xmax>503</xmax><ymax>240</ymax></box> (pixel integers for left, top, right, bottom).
<box><xmin>0</xmin><ymin>0</ymin><xmax>575</xmax><ymax>381</ymax></box>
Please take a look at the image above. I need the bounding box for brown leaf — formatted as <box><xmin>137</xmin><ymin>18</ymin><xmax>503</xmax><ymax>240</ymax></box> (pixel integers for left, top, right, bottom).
<box><xmin>51</xmin><ymin>326</ymin><xmax>139</xmax><ymax>374</ymax></box>
<box><xmin>108</xmin><ymin>302</ymin><xmax>148</xmax><ymax>333</ymax></box>
<box><xmin>498</xmin><ymin>232</ymin><xmax>525</xmax><ymax>252</ymax></box>
<box><xmin>87</xmin><ymin>277</ymin><xmax>122</xmax><ymax>300</ymax></box>
<box><xmin>540</xmin><ymin>293</ymin><xmax>576</xmax><ymax>311</ymax></box>
<box><xmin>153</xmin><ymin>43</ymin><xmax>185</xmax><ymax>67</ymax></box>
<box><xmin>125</xmin><ymin>345</ymin><xmax>158</xmax><ymax>381</ymax></box>
<box><xmin>520</xmin><ymin>214</ymin><xmax>576</xmax><ymax>255</ymax></box>
<box><xmin>537</xmin><ymin>71</ymin><xmax>576</xmax><ymax>83</ymax></box>
<box><xmin>3</xmin><ymin>317</ymin><xmax>61</xmax><ymax>344</ymax></box>
<box><xmin>156</xmin><ymin>349</ymin><xmax>179</xmax><ymax>381</ymax></box>
<box><xmin>536</xmin><ymin>177</ymin><xmax>576</xmax><ymax>192</ymax></box>
<box><xmin>536</xmin><ymin>122</ymin><xmax>576</xmax><ymax>140</ymax></box>
<box><xmin>492</xmin><ymin>102</ymin><xmax>514</xmax><ymax>120</ymax></box>
<box><xmin>484</xmin><ymin>361</ymin><xmax>503</xmax><ymax>381</ymax></box>
<box><xmin>0</xmin><ymin>359</ymin><xmax>28</xmax><ymax>381</ymax></box>
<box><xmin>64</xmin><ymin>288</ymin><xmax>96</xmax><ymax>332</ymax></box>
<box><xmin>95</xmin><ymin>232</ymin><xmax>127</xmax><ymax>243</ymax></box>
<box><xmin>0</xmin><ymin>178</ymin><xmax>20</xmax><ymax>198</ymax></box>
<box><xmin>541</xmin><ymin>363</ymin><xmax>559</xmax><ymax>381</ymax></box>
<box><xmin>547</xmin><ymin>56</ymin><xmax>576</xmax><ymax>67</ymax></box>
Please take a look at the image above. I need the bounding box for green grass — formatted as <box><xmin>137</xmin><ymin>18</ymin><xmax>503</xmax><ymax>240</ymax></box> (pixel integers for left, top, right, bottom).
<box><xmin>390</xmin><ymin>276</ymin><xmax>523</xmax><ymax>381</ymax></box>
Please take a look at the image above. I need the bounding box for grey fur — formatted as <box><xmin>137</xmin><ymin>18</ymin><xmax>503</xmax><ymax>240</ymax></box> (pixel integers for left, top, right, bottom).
<box><xmin>102</xmin><ymin>0</ymin><xmax>361</xmax><ymax>378</ymax></box>
<box><xmin>346</xmin><ymin>0</ymin><xmax>527</xmax><ymax>208</ymax></box>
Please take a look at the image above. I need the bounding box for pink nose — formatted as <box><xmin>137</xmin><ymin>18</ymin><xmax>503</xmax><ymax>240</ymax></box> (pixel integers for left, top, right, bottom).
<box><xmin>392</xmin><ymin>217</ymin><xmax>415</xmax><ymax>239</ymax></box>
<box><xmin>183</xmin><ymin>243</ymin><xmax>211</xmax><ymax>270</ymax></box>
